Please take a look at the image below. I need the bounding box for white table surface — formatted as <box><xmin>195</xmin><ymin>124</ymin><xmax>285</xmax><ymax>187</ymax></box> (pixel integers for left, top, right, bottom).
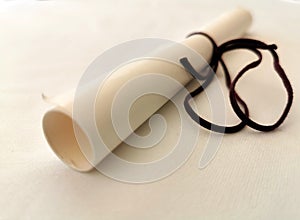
<box><xmin>1</xmin><ymin>0</ymin><xmax>300</xmax><ymax>219</ymax></box>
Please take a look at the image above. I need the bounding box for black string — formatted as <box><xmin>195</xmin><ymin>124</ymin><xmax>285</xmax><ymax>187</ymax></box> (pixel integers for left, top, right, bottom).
<box><xmin>180</xmin><ymin>32</ymin><xmax>294</xmax><ymax>133</ymax></box>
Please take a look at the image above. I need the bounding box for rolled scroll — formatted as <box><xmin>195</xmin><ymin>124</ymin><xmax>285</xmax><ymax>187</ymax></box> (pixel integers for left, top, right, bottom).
<box><xmin>43</xmin><ymin>8</ymin><xmax>252</xmax><ymax>172</ymax></box>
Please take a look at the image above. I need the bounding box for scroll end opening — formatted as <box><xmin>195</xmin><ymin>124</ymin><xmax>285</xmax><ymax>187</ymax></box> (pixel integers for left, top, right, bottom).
<box><xmin>43</xmin><ymin>110</ymin><xmax>94</xmax><ymax>172</ymax></box>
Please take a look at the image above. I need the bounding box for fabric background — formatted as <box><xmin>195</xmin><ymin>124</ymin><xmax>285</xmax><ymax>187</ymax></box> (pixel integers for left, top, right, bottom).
<box><xmin>0</xmin><ymin>0</ymin><xmax>299</xmax><ymax>219</ymax></box>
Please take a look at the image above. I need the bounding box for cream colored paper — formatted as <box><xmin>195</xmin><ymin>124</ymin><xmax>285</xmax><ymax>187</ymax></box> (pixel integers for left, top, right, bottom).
<box><xmin>43</xmin><ymin>8</ymin><xmax>252</xmax><ymax>172</ymax></box>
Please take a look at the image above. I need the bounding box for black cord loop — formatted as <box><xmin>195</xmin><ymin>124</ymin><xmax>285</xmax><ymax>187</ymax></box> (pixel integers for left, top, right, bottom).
<box><xmin>180</xmin><ymin>32</ymin><xmax>293</xmax><ymax>133</ymax></box>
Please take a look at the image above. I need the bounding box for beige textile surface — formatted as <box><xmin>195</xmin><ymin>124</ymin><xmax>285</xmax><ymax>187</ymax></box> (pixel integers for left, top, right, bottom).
<box><xmin>0</xmin><ymin>0</ymin><xmax>299</xmax><ymax>219</ymax></box>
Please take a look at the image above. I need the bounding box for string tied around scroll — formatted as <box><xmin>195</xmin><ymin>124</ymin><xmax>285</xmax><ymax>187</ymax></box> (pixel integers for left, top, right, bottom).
<box><xmin>180</xmin><ymin>32</ymin><xmax>294</xmax><ymax>134</ymax></box>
